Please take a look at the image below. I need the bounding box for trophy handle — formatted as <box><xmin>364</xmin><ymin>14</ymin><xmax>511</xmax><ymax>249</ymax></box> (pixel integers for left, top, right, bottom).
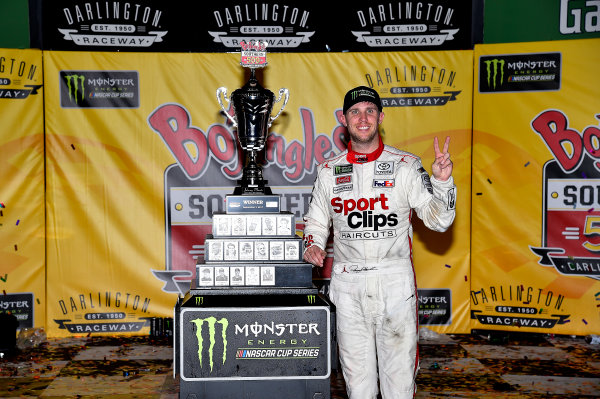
<box><xmin>268</xmin><ymin>88</ymin><xmax>290</xmax><ymax>127</ymax></box>
<box><xmin>216</xmin><ymin>87</ymin><xmax>238</xmax><ymax>127</ymax></box>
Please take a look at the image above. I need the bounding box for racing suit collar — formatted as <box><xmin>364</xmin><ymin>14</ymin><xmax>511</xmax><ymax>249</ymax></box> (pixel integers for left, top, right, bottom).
<box><xmin>346</xmin><ymin>136</ymin><xmax>384</xmax><ymax>164</ymax></box>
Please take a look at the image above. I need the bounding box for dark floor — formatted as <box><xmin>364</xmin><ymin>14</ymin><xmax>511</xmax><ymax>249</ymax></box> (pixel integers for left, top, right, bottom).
<box><xmin>1</xmin><ymin>330</ymin><xmax>599</xmax><ymax>398</ymax></box>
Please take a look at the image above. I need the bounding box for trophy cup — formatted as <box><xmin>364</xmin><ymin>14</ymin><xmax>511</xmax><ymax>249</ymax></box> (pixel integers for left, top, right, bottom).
<box><xmin>216</xmin><ymin>40</ymin><xmax>289</xmax><ymax>196</ymax></box>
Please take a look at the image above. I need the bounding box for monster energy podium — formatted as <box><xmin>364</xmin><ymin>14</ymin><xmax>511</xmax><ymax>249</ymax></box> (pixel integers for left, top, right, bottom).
<box><xmin>174</xmin><ymin>195</ymin><xmax>335</xmax><ymax>399</ymax></box>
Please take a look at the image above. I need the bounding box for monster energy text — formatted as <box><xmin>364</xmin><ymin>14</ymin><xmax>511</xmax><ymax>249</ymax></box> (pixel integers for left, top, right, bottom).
<box><xmin>235</xmin><ymin>322</ymin><xmax>320</xmax><ymax>337</ymax></box>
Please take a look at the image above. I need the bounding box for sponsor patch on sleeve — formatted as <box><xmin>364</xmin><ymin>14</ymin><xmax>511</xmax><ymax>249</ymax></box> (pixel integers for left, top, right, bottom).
<box><xmin>418</xmin><ymin>167</ymin><xmax>433</xmax><ymax>194</ymax></box>
<box><xmin>447</xmin><ymin>187</ymin><xmax>456</xmax><ymax>210</ymax></box>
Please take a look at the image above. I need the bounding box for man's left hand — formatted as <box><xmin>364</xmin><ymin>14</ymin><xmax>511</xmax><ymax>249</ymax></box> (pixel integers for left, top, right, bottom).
<box><xmin>431</xmin><ymin>136</ymin><xmax>453</xmax><ymax>181</ymax></box>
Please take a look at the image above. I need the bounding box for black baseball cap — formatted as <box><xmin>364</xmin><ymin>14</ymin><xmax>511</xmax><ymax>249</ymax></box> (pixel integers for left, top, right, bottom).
<box><xmin>343</xmin><ymin>86</ymin><xmax>383</xmax><ymax>114</ymax></box>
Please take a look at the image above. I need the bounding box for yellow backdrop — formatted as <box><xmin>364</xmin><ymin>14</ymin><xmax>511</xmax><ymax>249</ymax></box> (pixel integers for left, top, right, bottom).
<box><xmin>472</xmin><ymin>39</ymin><xmax>600</xmax><ymax>335</ymax></box>
<box><xmin>0</xmin><ymin>48</ymin><xmax>45</xmax><ymax>329</ymax></box>
<box><xmin>42</xmin><ymin>50</ymin><xmax>473</xmax><ymax>336</ymax></box>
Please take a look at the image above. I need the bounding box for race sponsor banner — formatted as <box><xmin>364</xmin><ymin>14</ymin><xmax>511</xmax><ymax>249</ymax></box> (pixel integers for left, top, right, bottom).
<box><xmin>195</xmin><ymin>0</ymin><xmax>328</xmax><ymax>52</ymax></box>
<box><xmin>44</xmin><ymin>49</ymin><xmax>471</xmax><ymax>336</ymax></box>
<box><xmin>0</xmin><ymin>48</ymin><xmax>45</xmax><ymax>329</ymax></box>
<box><xmin>40</xmin><ymin>0</ymin><xmax>181</xmax><ymax>52</ymax></box>
<box><xmin>35</xmin><ymin>0</ymin><xmax>476</xmax><ymax>53</ymax></box>
<box><xmin>328</xmin><ymin>0</ymin><xmax>477</xmax><ymax>52</ymax></box>
<box><xmin>484</xmin><ymin>0</ymin><xmax>600</xmax><ymax>43</ymax></box>
<box><xmin>472</xmin><ymin>38</ymin><xmax>600</xmax><ymax>335</ymax></box>
<box><xmin>180</xmin><ymin>306</ymin><xmax>330</xmax><ymax>380</ymax></box>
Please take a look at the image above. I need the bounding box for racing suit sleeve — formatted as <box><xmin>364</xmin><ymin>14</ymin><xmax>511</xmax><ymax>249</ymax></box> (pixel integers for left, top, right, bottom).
<box><xmin>405</xmin><ymin>158</ymin><xmax>456</xmax><ymax>232</ymax></box>
<box><xmin>302</xmin><ymin>165</ymin><xmax>331</xmax><ymax>253</ymax></box>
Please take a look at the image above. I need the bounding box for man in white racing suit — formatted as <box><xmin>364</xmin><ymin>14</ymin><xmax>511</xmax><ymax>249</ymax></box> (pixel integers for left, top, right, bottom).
<box><xmin>303</xmin><ymin>86</ymin><xmax>456</xmax><ymax>399</ymax></box>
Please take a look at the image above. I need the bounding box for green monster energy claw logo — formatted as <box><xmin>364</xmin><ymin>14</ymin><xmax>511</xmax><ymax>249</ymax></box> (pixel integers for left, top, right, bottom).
<box><xmin>190</xmin><ymin>316</ymin><xmax>228</xmax><ymax>372</ymax></box>
<box><xmin>64</xmin><ymin>74</ymin><xmax>85</xmax><ymax>104</ymax></box>
<box><xmin>483</xmin><ymin>59</ymin><xmax>505</xmax><ymax>90</ymax></box>
<box><xmin>307</xmin><ymin>295</ymin><xmax>315</xmax><ymax>304</ymax></box>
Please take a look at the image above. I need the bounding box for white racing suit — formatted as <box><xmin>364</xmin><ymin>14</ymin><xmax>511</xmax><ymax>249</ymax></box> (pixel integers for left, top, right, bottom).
<box><xmin>303</xmin><ymin>138</ymin><xmax>456</xmax><ymax>399</ymax></box>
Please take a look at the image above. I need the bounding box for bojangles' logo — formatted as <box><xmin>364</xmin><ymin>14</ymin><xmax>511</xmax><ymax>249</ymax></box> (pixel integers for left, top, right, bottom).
<box><xmin>483</xmin><ymin>58</ymin><xmax>505</xmax><ymax>90</ymax></box>
<box><xmin>190</xmin><ymin>316</ymin><xmax>229</xmax><ymax>372</ymax></box>
<box><xmin>64</xmin><ymin>74</ymin><xmax>85</xmax><ymax>104</ymax></box>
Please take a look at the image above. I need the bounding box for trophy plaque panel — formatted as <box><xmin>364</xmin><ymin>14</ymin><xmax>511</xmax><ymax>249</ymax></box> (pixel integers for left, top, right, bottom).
<box><xmin>195</xmin><ymin>262</ymin><xmax>313</xmax><ymax>288</ymax></box>
<box><xmin>212</xmin><ymin>212</ymin><xmax>295</xmax><ymax>237</ymax></box>
<box><xmin>226</xmin><ymin>194</ymin><xmax>281</xmax><ymax>214</ymax></box>
<box><xmin>205</xmin><ymin>236</ymin><xmax>302</xmax><ymax>262</ymax></box>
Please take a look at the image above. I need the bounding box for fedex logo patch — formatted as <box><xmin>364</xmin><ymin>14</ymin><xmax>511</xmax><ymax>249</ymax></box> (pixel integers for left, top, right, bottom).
<box><xmin>373</xmin><ymin>179</ymin><xmax>395</xmax><ymax>188</ymax></box>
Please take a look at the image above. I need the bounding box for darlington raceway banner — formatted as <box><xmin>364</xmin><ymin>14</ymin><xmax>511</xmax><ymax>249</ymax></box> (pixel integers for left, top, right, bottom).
<box><xmin>43</xmin><ymin>50</ymin><xmax>472</xmax><ymax>337</ymax></box>
<box><xmin>0</xmin><ymin>48</ymin><xmax>45</xmax><ymax>329</ymax></box>
<box><xmin>472</xmin><ymin>38</ymin><xmax>600</xmax><ymax>335</ymax></box>
<box><xmin>36</xmin><ymin>0</ymin><xmax>476</xmax><ymax>53</ymax></box>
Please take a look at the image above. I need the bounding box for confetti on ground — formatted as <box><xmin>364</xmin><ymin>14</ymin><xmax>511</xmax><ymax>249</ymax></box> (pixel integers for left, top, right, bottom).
<box><xmin>0</xmin><ymin>274</ymin><xmax>7</xmax><ymax>282</ymax></box>
<box><xmin>582</xmin><ymin>172</ymin><xmax>587</xmax><ymax>178</ymax></box>
<box><xmin>464</xmin><ymin>275</ymin><xmax>468</xmax><ymax>281</ymax></box>
<box><xmin>487</xmin><ymin>179</ymin><xmax>492</xmax><ymax>184</ymax></box>
<box><xmin>445</xmin><ymin>264</ymin><xmax>451</xmax><ymax>268</ymax></box>
<box><xmin>588</xmin><ymin>208</ymin><xmax>595</xmax><ymax>213</ymax></box>
<box><xmin>16</xmin><ymin>219</ymin><xmax>20</xmax><ymax>226</ymax></box>
<box><xmin>71</xmin><ymin>144</ymin><xmax>76</xmax><ymax>150</ymax></box>
<box><xmin>37</xmin><ymin>298</ymin><xmax>41</xmax><ymax>304</ymax></box>
<box><xmin>583</xmin><ymin>319</ymin><xmax>588</xmax><ymax>325</ymax></box>
<box><xmin>524</xmin><ymin>161</ymin><xmax>530</xmax><ymax>167</ymax></box>
<box><xmin>476</xmin><ymin>193</ymin><xmax>482</xmax><ymax>196</ymax></box>
<box><xmin>0</xmin><ymin>202</ymin><xmax>4</xmax><ymax>208</ymax></box>
<box><xmin>14</xmin><ymin>244</ymin><xmax>18</xmax><ymax>251</ymax></box>
<box><xmin>595</xmin><ymin>291</ymin><xmax>600</xmax><ymax>297</ymax></box>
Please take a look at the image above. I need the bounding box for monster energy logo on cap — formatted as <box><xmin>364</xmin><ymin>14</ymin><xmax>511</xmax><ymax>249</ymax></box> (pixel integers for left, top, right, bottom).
<box><xmin>190</xmin><ymin>316</ymin><xmax>229</xmax><ymax>372</ymax></box>
<box><xmin>343</xmin><ymin>85</ymin><xmax>382</xmax><ymax>113</ymax></box>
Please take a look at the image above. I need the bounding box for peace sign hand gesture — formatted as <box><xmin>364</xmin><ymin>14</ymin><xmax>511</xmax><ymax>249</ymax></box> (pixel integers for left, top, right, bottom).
<box><xmin>431</xmin><ymin>136</ymin><xmax>453</xmax><ymax>182</ymax></box>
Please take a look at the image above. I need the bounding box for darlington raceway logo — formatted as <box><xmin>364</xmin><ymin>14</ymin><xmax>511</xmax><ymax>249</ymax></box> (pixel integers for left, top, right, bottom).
<box><xmin>471</xmin><ymin>284</ymin><xmax>570</xmax><ymax>329</ymax></box>
<box><xmin>60</xmin><ymin>70</ymin><xmax>139</xmax><ymax>108</ymax></box>
<box><xmin>58</xmin><ymin>2</ymin><xmax>167</xmax><ymax>48</ymax></box>
<box><xmin>53</xmin><ymin>290</ymin><xmax>153</xmax><ymax>334</ymax></box>
<box><xmin>207</xmin><ymin>3</ymin><xmax>314</xmax><ymax>48</ymax></box>
<box><xmin>364</xmin><ymin>63</ymin><xmax>461</xmax><ymax>108</ymax></box>
<box><xmin>350</xmin><ymin>2</ymin><xmax>460</xmax><ymax>48</ymax></box>
<box><xmin>0</xmin><ymin>55</ymin><xmax>43</xmax><ymax>99</ymax></box>
<box><xmin>530</xmin><ymin>110</ymin><xmax>600</xmax><ymax>280</ymax></box>
<box><xmin>479</xmin><ymin>53</ymin><xmax>561</xmax><ymax>93</ymax></box>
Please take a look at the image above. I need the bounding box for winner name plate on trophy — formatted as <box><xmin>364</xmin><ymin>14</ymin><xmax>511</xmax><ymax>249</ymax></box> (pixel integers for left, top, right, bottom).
<box><xmin>226</xmin><ymin>195</ymin><xmax>280</xmax><ymax>214</ymax></box>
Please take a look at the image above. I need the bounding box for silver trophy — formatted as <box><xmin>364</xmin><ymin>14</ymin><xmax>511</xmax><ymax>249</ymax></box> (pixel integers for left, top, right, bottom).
<box><xmin>216</xmin><ymin>41</ymin><xmax>289</xmax><ymax>195</ymax></box>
